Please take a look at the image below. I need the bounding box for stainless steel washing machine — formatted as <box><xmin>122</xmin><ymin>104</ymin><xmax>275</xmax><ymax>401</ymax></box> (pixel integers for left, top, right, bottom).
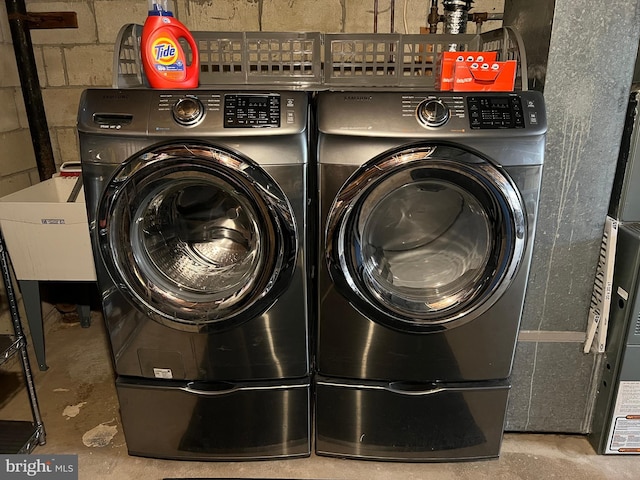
<box><xmin>78</xmin><ymin>89</ymin><xmax>311</xmax><ymax>460</ymax></box>
<box><xmin>315</xmin><ymin>90</ymin><xmax>546</xmax><ymax>461</ymax></box>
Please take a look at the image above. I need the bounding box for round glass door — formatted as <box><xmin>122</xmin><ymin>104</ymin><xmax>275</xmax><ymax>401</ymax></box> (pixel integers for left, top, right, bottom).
<box><xmin>326</xmin><ymin>144</ymin><xmax>526</xmax><ymax>332</ymax></box>
<box><xmin>98</xmin><ymin>142</ymin><xmax>297</xmax><ymax>332</ymax></box>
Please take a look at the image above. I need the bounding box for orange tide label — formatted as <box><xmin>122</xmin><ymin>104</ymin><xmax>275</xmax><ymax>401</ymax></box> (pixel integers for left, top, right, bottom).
<box><xmin>151</xmin><ymin>37</ymin><xmax>179</xmax><ymax>65</ymax></box>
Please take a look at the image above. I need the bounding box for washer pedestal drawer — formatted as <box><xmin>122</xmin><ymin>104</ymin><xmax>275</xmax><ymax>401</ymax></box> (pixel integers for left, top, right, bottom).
<box><xmin>116</xmin><ymin>376</ymin><xmax>311</xmax><ymax>460</ymax></box>
<box><xmin>315</xmin><ymin>376</ymin><xmax>510</xmax><ymax>461</ymax></box>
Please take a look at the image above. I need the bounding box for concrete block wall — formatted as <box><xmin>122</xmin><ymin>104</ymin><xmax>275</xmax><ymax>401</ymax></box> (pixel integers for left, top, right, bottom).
<box><xmin>0</xmin><ymin>0</ymin><xmax>503</xmax><ymax>199</ymax></box>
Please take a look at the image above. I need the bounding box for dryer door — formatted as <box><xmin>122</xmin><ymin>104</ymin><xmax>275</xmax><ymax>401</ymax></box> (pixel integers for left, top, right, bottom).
<box><xmin>325</xmin><ymin>143</ymin><xmax>526</xmax><ymax>332</ymax></box>
<box><xmin>97</xmin><ymin>142</ymin><xmax>297</xmax><ymax>333</ymax></box>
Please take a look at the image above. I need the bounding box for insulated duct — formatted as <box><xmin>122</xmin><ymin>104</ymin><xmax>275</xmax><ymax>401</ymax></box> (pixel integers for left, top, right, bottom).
<box><xmin>443</xmin><ymin>0</ymin><xmax>473</xmax><ymax>51</ymax></box>
<box><xmin>443</xmin><ymin>0</ymin><xmax>473</xmax><ymax>34</ymax></box>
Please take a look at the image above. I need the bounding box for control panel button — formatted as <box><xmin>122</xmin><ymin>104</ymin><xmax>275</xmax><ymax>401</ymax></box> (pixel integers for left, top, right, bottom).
<box><xmin>172</xmin><ymin>97</ymin><xmax>205</xmax><ymax>126</ymax></box>
<box><xmin>416</xmin><ymin>99</ymin><xmax>450</xmax><ymax>128</ymax></box>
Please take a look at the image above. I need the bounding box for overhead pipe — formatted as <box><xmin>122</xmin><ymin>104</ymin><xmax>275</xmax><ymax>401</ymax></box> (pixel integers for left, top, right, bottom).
<box><xmin>6</xmin><ymin>0</ymin><xmax>56</xmax><ymax>181</ymax></box>
<box><xmin>471</xmin><ymin>12</ymin><xmax>504</xmax><ymax>34</ymax></box>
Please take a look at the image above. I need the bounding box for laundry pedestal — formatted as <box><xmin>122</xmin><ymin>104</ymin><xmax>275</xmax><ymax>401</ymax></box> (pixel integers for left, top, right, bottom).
<box><xmin>0</xmin><ymin>176</ymin><xmax>96</xmax><ymax>370</ymax></box>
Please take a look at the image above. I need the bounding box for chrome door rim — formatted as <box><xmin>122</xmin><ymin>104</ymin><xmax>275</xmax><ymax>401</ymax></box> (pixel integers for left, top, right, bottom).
<box><xmin>325</xmin><ymin>143</ymin><xmax>526</xmax><ymax>332</ymax></box>
<box><xmin>97</xmin><ymin>142</ymin><xmax>297</xmax><ymax>333</ymax></box>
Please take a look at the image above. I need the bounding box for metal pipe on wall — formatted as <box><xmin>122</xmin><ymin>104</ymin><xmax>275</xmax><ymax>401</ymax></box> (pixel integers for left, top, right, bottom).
<box><xmin>428</xmin><ymin>0</ymin><xmax>440</xmax><ymax>34</ymax></box>
<box><xmin>374</xmin><ymin>0</ymin><xmax>379</xmax><ymax>33</ymax></box>
<box><xmin>5</xmin><ymin>0</ymin><xmax>57</xmax><ymax>181</ymax></box>
<box><xmin>390</xmin><ymin>0</ymin><xmax>395</xmax><ymax>33</ymax></box>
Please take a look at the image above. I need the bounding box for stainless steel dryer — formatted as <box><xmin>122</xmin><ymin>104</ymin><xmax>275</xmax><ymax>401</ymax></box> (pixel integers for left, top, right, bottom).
<box><xmin>315</xmin><ymin>91</ymin><xmax>546</xmax><ymax>461</ymax></box>
<box><xmin>78</xmin><ymin>89</ymin><xmax>311</xmax><ymax>460</ymax></box>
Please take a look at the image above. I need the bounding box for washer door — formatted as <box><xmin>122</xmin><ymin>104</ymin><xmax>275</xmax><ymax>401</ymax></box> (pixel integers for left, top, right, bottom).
<box><xmin>97</xmin><ymin>142</ymin><xmax>297</xmax><ymax>333</ymax></box>
<box><xmin>325</xmin><ymin>143</ymin><xmax>526</xmax><ymax>332</ymax></box>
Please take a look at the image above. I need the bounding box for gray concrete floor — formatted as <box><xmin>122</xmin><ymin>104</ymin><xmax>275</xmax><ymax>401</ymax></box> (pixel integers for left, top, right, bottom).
<box><xmin>3</xmin><ymin>309</ymin><xmax>640</xmax><ymax>480</ymax></box>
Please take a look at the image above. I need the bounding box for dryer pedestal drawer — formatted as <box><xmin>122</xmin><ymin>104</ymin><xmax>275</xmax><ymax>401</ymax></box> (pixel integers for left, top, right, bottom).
<box><xmin>117</xmin><ymin>376</ymin><xmax>311</xmax><ymax>460</ymax></box>
<box><xmin>315</xmin><ymin>376</ymin><xmax>510</xmax><ymax>461</ymax></box>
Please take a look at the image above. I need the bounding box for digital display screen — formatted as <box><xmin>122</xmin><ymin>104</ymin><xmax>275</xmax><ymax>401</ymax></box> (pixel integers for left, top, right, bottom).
<box><xmin>246</xmin><ymin>96</ymin><xmax>268</xmax><ymax>106</ymax></box>
<box><xmin>490</xmin><ymin>98</ymin><xmax>509</xmax><ymax>108</ymax></box>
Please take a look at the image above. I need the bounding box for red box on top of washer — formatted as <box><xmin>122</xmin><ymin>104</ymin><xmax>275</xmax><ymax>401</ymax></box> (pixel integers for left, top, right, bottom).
<box><xmin>437</xmin><ymin>51</ymin><xmax>498</xmax><ymax>91</ymax></box>
<box><xmin>452</xmin><ymin>60</ymin><xmax>518</xmax><ymax>92</ymax></box>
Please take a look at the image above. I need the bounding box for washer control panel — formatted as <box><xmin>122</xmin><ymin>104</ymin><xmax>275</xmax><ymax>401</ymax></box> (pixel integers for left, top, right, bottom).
<box><xmin>416</xmin><ymin>99</ymin><xmax>450</xmax><ymax>128</ymax></box>
<box><xmin>78</xmin><ymin>90</ymin><xmax>308</xmax><ymax>137</ymax></box>
<box><xmin>467</xmin><ymin>95</ymin><xmax>525</xmax><ymax>129</ymax></box>
<box><xmin>224</xmin><ymin>94</ymin><xmax>280</xmax><ymax>128</ymax></box>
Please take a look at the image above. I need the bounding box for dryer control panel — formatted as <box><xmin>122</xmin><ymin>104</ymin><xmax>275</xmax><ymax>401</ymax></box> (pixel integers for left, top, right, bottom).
<box><xmin>413</xmin><ymin>94</ymin><xmax>526</xmax><ymax>130</ymax></box>
<box><xmin>467</xmin><ymin>96</ymin><xmax>525</xmax><ymax>129</ymax></box>
<box><xmin>317</xmin><ymin>90</ymin><xmax>547</xmax><ymax>139</ymax></box>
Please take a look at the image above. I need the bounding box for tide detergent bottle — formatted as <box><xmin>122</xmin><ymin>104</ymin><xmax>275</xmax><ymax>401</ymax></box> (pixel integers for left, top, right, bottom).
<box><xmin>141</xmin><ymin>0</ymin><xmax>199</xmax><ymax>89</ymax></box>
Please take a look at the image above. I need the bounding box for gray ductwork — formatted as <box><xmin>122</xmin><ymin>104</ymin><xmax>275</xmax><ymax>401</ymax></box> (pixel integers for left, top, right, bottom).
<box><xmin>443</xmin><ymin>0</ymin><xmax>473</xmax><ymax>35</ymax></box>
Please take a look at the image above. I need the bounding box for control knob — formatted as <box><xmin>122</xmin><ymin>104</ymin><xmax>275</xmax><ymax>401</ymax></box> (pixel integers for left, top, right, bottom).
<box><xmin>417</xmin><ymin>99</ymin><xmax>450</xmax><ymax>127</ymax></box>
<box><xmin>172</xmin><ymin>96</ymin><xmax>205</xmax><ymax>126</ymax></box>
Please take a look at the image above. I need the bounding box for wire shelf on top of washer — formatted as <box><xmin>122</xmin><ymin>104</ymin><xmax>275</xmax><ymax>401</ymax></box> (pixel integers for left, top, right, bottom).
<box><xmin>113</xmin><ymin>26</ymin><xmax>527</xmax><ymax>90</ymax></box>
<box><xmin>323</xmin><ymin>27</ymin><xmax>527</xmax><ymax>90</ymax></box>
<box><xmin>113</xmin><ymin>26</ymin><xmax>323</xmax><ymax>89</ymax></box>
